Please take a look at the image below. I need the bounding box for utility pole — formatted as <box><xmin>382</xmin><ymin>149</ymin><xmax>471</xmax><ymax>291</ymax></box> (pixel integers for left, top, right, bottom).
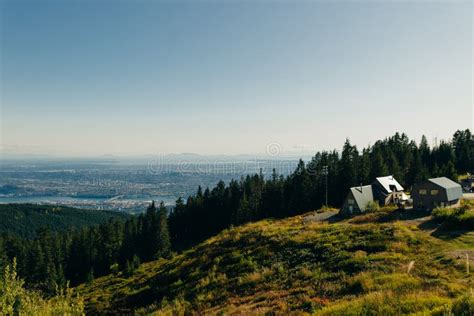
<box><xmin>322</xmin><ymin>165</ymin><xmax>328</xmax><ymax>207</ymax></box>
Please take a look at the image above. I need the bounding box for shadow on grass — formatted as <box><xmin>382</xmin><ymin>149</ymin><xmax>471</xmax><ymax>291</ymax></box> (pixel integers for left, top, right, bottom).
<box><xmin>417</xmin><ymin>218</ymin><xmax>440</xmax><ymax>231</ymax></box>
<box><xmin>429</xmin><ymin>223</ymin><xmax>471</xmax><ymax>240</ymax></box>
<box><xmin>377</xmin><ymin>209</ymin><xmax>431</xmax><ymax>222</ymax></box>
<box><xmin>326</xmin><ymin>214</ymin><xmax>345</xmax><ymax>223</ymax></box>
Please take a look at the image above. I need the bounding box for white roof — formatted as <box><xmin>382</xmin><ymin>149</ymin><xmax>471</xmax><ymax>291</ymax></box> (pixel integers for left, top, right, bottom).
<box><xmin>375</xmin><ymin>175</ymin><xmax>404</xmax><ymax>193</ymax></box>
<box><xmin>349</xmin><ymin>185</ymin><xmax>374</xmax><ymax>211</ymax></box>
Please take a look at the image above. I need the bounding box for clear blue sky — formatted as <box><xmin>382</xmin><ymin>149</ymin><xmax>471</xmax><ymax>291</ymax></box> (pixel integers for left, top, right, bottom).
<box><xmin>1</xmin><ymin>0</ymin><xmax>472</xmax><ymax>157</ymax></box>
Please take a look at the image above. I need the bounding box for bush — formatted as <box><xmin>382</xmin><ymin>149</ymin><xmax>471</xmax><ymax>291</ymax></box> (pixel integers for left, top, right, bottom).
<box><xmin>124</xmin><ymin>255</ymin><xmax>141</xmax><ymax>277</ymax></box>
<box><xmin>365</xmin><ymin>201</ymin><xmax>380</xmax><ymax>212</ymax></box>
<box><xmin>0</xmin><ymin>258</ymin><xmax>84</xmax><ymax>315</ymax></box>
<box><xmin>432</xmin><ymin>207</ymin><xmax>474</xmax><ymax>230</ymax></box>
<box><xmin>132</xmin><ymin>254</ymin><xmax>141</xmax><ymax>269</ymax></box>
<box><xmin>432</xmin><ymin>207</ymin><xmax>462</xmax><ymax>221</ymax></box>
<box><xmin>110</xmin><ymin>263</ymin><xmax>120</xmax><ymax>275</ymax></box>
<box><xmin>451</xmin><ymin>293</ymin><xmax>474</xmax><ymax>315</ymax></box>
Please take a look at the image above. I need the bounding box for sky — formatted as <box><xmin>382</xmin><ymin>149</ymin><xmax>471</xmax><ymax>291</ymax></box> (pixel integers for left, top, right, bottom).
<box><xmin>0</xmin><ymin>0</ymin><xmax>472</xmax><ymax>157</ymax></box>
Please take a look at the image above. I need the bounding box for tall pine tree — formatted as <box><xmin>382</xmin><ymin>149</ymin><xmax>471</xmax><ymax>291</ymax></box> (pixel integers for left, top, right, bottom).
<box><xmin>156</xmin><ymin>202</ymin><xmax>171</xmax><ymax>258</ymax></box>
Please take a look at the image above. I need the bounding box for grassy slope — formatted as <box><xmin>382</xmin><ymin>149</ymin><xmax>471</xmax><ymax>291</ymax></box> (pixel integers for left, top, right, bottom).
<box><xmin>0</xmin><ymin>204</ymin><xmax>129</xmax><ymax>238</ymax></box>
<box><xmin>78</xmin><ymin>208</ymin><xmax>473</xmax><ymax>315</ymax></box>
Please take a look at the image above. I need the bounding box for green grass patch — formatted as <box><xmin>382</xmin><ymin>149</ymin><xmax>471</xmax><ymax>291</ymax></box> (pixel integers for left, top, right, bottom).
<box><xmin>433</xmin><ymin>205</ymin><xmax>474</xmax><ymax>230</ymax></box>
<box><xmin>78</xmin><ymin>215</ymin><xmax>473</xmax><ymax>314</ymax></box>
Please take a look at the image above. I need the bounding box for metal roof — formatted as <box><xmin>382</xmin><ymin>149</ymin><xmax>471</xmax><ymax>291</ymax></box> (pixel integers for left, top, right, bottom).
<box><xmin>374</xmin><ymin>176</ymin><xmax>404</xmax><ymax>193</ymax></box>
<box><xmin>428</xmin><ymin>177</ymin><xmax>463</xmax><ymax>201</ymax></box>
<box><xmin>350</xmin><ymin>185</ymin><xmax>374</xmax><ymax>212</ymax></box>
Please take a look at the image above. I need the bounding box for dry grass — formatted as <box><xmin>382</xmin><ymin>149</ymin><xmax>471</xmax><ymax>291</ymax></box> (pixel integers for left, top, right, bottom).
<box><xmin>78</xmin><ymin>213</ymin><xmax>473</xmax><ymax>315</ymax></box>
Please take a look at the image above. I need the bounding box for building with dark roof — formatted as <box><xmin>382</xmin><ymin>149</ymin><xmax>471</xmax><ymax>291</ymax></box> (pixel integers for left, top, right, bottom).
<box><xmin>411</xmin><ymin>177</ymin><xmax>463</xmax><ymax>210</ymax></box>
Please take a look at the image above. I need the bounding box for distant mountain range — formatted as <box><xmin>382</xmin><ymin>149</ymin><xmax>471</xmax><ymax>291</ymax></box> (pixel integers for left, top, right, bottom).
<box><xmin>0</xmin><ymin>152</ymin><xmax>313</xmax><ymax>164</ymax></box>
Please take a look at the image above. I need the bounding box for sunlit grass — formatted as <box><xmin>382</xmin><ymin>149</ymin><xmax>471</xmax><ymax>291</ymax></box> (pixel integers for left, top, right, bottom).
<box><xmin>78</xmin><ymin>213</ymin><xmax>474</xmax><ymax>314</ymax></box>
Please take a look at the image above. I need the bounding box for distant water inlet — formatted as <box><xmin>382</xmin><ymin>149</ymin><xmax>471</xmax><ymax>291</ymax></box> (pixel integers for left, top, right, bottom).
<box><xmin>0</xmin><ymin>195</ymin><xmax>176</xmax><ymax>212</ymax></box>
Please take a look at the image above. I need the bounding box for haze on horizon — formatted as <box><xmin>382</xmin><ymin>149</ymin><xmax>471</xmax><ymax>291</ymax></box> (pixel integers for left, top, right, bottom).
<box><xmin>0</xmin><ymin>1</ymin><xmax>472</xmax><ymax>157</ymax></box>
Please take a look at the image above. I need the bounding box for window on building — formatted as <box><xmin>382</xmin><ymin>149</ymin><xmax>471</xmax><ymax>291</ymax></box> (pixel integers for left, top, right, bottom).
<box><xmin>419</xmin><ymin>189</ymin><xmax>427</xmax><ymax>195</ymax></box>
<box><xmin>431</xmin><ymin>190</ymin><xmax>439</xmax><ymax>195</ymax></box>
<box><xmin>348</xmin><ymin>199</ymin><xmax>355</xmax><ymax>205</ymax></box>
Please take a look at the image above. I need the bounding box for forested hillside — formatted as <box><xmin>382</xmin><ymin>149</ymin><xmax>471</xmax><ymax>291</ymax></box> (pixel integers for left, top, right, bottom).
<box><xmin>0</xmin><ymin>204</ymin><xmax>129</xmax><ymax>238</ymax></box>
<box><xmin>0</xmin><ymin>202</ymin><xmax>168</xmax><ymax>295</ymax></box>
<box><xmin>169</xmin><ymin>129</ymin><xmax>473</xmax><ymax>248</ymax></box>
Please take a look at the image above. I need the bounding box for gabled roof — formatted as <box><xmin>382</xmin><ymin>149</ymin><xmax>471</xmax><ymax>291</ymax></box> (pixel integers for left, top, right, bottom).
<box><xmin>428</xmin><ymin>177</ymin><xmax>462</xmax><ymax>201</ymax></box>
<box><xmin>429</xmin><ymin>177</ymin><xmax>460</xmax><ymax>189</ymax></box>
<box><xmin>374</xmin><ymin>176</ymin><xmax>404</xmax><ymax>193</ymax></box>
<box><xmin>350</xmin><ymin>185</ymin><xmax>374</xmax><ymax>212</ymax></box>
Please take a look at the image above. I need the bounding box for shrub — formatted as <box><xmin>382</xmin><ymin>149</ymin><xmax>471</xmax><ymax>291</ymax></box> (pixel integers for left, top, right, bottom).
<box><xmin>132</xmin><ymin>254</ymin><xmax>141</xmax><ymax>269</ymax></box>
<box><xmin>0</xmin><ymin>258</ymin><xmax>84</xmax><ymax>315</ymax></box>
<box><xmin>432</xmin><ymin>207</ymin><xmax>474</xmax><ymax>230</ymax></box>
<box><xmin>451</xmin><ymin>293</ymin><xmax>474</xmax><ymax>315</ymax></box>
<box><xmin>124</xmin><ymin>255</ymin><xmax>141</xmax><ymax>277</ymax></box>
<box><xmin>432</xmin><ymin>207</ymin><xmax>461</xmax><ymax>221</ymax></box>
<box><xmin>110</xmin><ymin>263</ymin><xmax>120</xmax><ymax>275</ymax></box>
<box><xmin>365</xmin><ymin>201</ymin><xmax>380</xmax><ymax>212</ymax></box>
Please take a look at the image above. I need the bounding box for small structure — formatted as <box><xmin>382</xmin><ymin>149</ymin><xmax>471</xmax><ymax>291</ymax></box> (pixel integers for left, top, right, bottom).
<box><xmin>340</xmin><ymin>185</ymin><xmax>374</xmax><ymax>215</ymax></box>
<box><xmin>412</xmin><ymin>177</ymin><xmax>463</xmax><ymax>210</ymax></box>
<box><xmin>372</xmin><ymin>176</ymin><xmax>407</xmax><ymax>206</ymax></box>
<box><xmin>340</xmin><ymin>175</ymin><xmax>408</xmax><ymax>216</ymax></box>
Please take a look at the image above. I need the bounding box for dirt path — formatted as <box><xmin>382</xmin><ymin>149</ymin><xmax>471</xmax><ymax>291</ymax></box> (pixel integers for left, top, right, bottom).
<box><xmin>302</xmin><ymin>210</ymin><xmax>340</xmax><ymax>223</ymax></box>
<box><xmin>463</xmin><ymin>193</ymin><xmax>474</xmax><ymax>200</ymax></box>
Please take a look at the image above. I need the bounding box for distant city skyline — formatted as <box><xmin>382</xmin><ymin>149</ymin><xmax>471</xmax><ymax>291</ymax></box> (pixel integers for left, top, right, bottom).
<box><xmin>1</xmin><ymin>1</ymin><xmax>472</xmax><ymax>157</ymax></box>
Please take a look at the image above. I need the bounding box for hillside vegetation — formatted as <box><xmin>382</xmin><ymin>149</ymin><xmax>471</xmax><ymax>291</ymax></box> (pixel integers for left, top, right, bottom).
<box><xmin>0</xmin><ymin>204</ymin><xmax>128</xmax><ymax>238</ymax></box>
<box><xmin>79</xmin><ymin>204</ymin><xmax>474</xmax><ymax>315</ymax></box>
<box><xmin>1</xmin><ymin>259</ymin><xmax>84</xmax><ymax>315</ymax></box>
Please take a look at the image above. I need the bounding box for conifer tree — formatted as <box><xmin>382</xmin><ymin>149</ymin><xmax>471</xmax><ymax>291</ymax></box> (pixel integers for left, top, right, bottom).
<box><xmin>453</xmin><ymin>129</ymin><xmax>474</xmax><ymax>173</ymax></box>
<box><xmin>370</xmin><ymin>147</ymin><xmax>389</xmax><ymax>180</ymax></box>
<box><xmin>0</xmin><ymin>238</ymin><xmax>7</xmax><ymax>273</ymax></box>
<box><xmin>143</xmin><ymin>201</ymin><xmax>158</xmax><ymax>261</ymax></box>
<box><xmin>442</xmin><ymin>161</ymin><xmax>458</xmax><ymax>181</ymax></box>
<box><xmin>386</xmin><ymin>150</ymin><xmax>402</xmax><ymax>183</ymax></box>
<box><xmin>339</xmin><ymin>139</ymin><xmax>359</xmax><ymax>201</ymax></box>
<box><xmin>235</xmin><ymin>192</ymin><xmax>250</xmax><ymax>224</ymax></box>
<box><xmin>359</xmin><ymin>148</ymin><xmax>371</xmax><ymax>185</ymax></box>
<box><xmin>419</xmin><ymin>135</ymin><xmax>431</xmax><ymax>165</ymax></box>
<box><xmin>132</xmin><ymin>254</ymin><xmax>140</xmax><ymax>270</ymax></box>
<box><xmin>156</xmin><ymin>202</ymin><xmax>171</xmax><ymax>258</ymax></box>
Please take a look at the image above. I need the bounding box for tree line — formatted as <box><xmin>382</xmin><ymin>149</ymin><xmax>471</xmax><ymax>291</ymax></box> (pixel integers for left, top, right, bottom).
<box><xmin>0</xmin><ymin>129</ymin><xmax>472</xmax><ymax>293</ymax></box>
<box><xmin>169</xmin><ymin>129</ymin><xmax>472</xmax><ymax>247</ymax></box>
